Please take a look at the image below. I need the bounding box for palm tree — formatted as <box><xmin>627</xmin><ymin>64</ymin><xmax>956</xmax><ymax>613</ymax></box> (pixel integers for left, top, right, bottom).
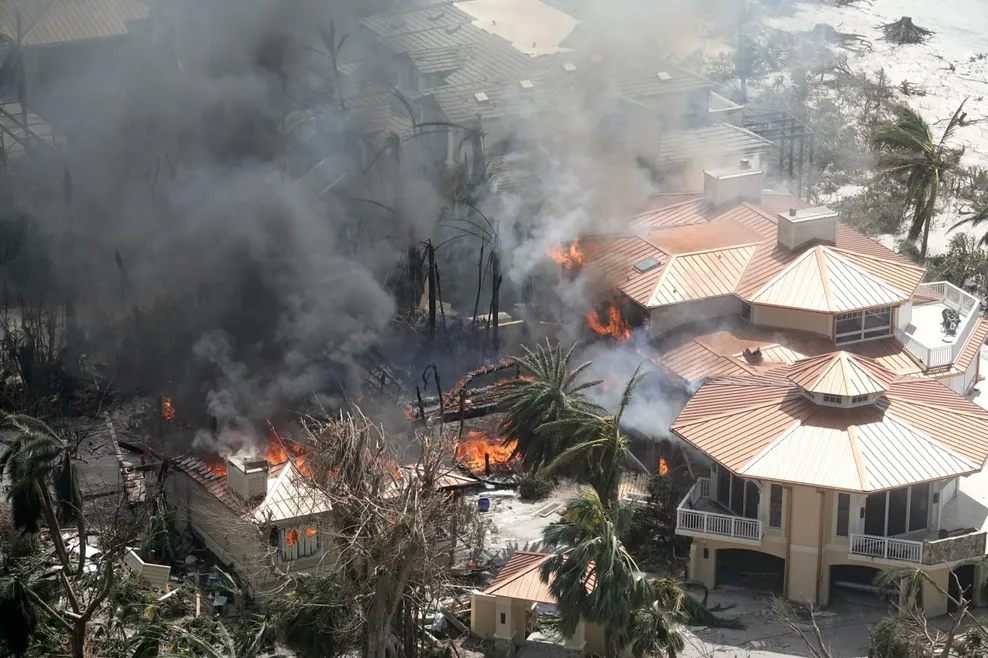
<box><xmin>539</xmin><ymin>487</ymin><xmax>682</xmax><ymax>658</ymax></box>
<box><xmin>498</xmin><ymin>341</ymin><xmax>604</xmax><ymax>473</ymax></box>
<box><xmin>0</xmin><ymin>414</ymin><xmax>82</xmax><ymax>572</ymax></box>
<box><xmin>871</xmin><ymin>99</ymin><xmax>968</xmax><ymax>263</ymax></box>
<box><xmin>542</xmin><ymin>367</ymin><xmax>643</xmax><ymax>506</ymax></box>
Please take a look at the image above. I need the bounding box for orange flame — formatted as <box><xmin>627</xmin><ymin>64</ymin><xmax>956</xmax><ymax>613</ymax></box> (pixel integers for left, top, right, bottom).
<box><xmin>456</xmin><ymin>430</ymin><xmax>517</xmax><ymax>474</ymax></box>
<box><xmin>204</xmin><ymin>461</ymin><xmax>227</xmax><ymax>477</ymax></box>
<box><xmin>658</xmin><ymin>457</ymin><xmax>669</xmax><ymax>476</ymax></box>
<box><xmin>586</xmin><ymin>305</ymin><xmax>631</xmax><ymax>340</ymax></box>
<box><xmin>285</xmin><ymin>529</ymin><xmax>299</xmax><ymax>547</ymax></box>
<box><xmin>163</xmin><ymin>397</ymin><xmax>176</xmax><ymax>421</ymax></box>
<box><xmin>547</xmin><ymin>241</ymin><xmax>585</xmax><ymax>268</ymax></box>
<box><xmin>305</xmin><ymin>528</ymin><xmax>317</xmax><ymax>537</ymax></box>
<box><xmin>265</xmin><ymin>432</ymin><xmax>311</xmax><ymax>477</ymax></box>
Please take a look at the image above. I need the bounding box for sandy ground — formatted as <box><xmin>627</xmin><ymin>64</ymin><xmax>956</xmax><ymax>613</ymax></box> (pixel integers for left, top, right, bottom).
<box><xmin>456</xmin><ymin>0</ymin><xmax>577</xmax><ymax>55</ymax></box>
<box><xmin>766</xmin><ymin>0</ymin><xmax>988</xmax><ymax>255</ymax></box>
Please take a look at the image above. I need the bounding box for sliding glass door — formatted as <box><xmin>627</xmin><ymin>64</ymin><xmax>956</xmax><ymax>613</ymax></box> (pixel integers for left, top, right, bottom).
<box><xmin>862</xmin><ymin>483</ymin><xmax>931</xmax><ymax>537</ymax></box>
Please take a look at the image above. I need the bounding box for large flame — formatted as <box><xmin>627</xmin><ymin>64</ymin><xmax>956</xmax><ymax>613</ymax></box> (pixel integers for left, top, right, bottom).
<box><xmin>547</xmin><ymin>241</ymin><xmax>585</xmax><ymax>269</ymax></box>
<box><xmin>456</xmin><ymin>430</ymin><xmax>517</xmax><ymax>474</ymax></box>
<box><xmin>265</xmin><ymin>432</ymin><xmax>310</xmax><ymax>477</ymax></box>
<box><xmin>204</xmin><ymin>461</ymin><xmax>227</xmax><ymax>477</ymax></box>
<box><xmin>658</xmin><ymin>457</ymin><xmax>669</xmax><ymax>476</ymax></box>
<box><xmin>586</xmin><ymin>304</ymin><xmax>631</xmax><ymax>340</ymax></box>
<box><xmin>162</xmin><ymin>397</ymin><xmax>176</xmax><ymax>421</ymax></box>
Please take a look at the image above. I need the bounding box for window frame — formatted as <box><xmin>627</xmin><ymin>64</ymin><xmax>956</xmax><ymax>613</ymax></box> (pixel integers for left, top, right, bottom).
<box><xmin>822</xmin><ymin>393</ymin><xmax>844</xmax><ymax>404</ymax></box>
<box><xmin>278</xmin><ymin>524</ymin><xmax>322</xmax><ymax>562</ymax></box>
<box><xmin>769</xmin><ymin>484</ymin><xmax>784</xmax><ymax>528</ymax></box>
<box><xmin>836</xmin><ymin>493</ymin><xmax>850</xmax><ymax>537</ymax></box>
<box><xmin>835</xmin><ymin>307</ymin><xmax>894</xmax><ymax>344</ymax></box>
<box><xmin>740</xmin><ymin>302</ymin><xmax>752</xmax><ymax>322</ymax></box>
<box><xmin>850</xmin><ymin>394</ymin><xmax>869</xmax><ymax>404</ymax></box>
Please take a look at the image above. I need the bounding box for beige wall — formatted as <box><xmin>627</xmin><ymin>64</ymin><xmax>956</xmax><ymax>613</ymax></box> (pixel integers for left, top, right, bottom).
<box><xmin>650</xmin><ymin>296</ymin><xmax>742</xmax><ymax>338</ymax></box>
<box><xmin>751</xmin><ymin>305</ymin><xmax>832</xmax><ymax>337</ymax></box>
<box><xmin>687</xmin><ymin>482</ymin><xmax>957</xmax><ymax>617</ymax></box>
<box><xmin>471</xmin><ymin>592</ymin><xmax>497</xmax><ymax>638</ymax></box>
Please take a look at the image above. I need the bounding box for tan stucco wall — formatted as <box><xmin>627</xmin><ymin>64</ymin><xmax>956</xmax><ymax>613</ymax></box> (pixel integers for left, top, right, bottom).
<box><xmin>585</xmin><ymin>623</ymin><xmax>606</xmax><ymax>656</ymax></box>
<box><xmin>649</xmin><ymin>296</ymin><xmax>742</xmax><ymax>338</ymax></box>
<box><xmin>751</xmin><ymin>305</ymin><xmax>832</xmax><ymax>337</ymax></box>
<box><xmin>471</xmin><ymin>593</ymin><xmax>497</xmax><ymax>638</ymax></box>
<box><xmin>686</xmin><ymin>483</ymin><xmax>954</xmax><ymax>617</ymax></box>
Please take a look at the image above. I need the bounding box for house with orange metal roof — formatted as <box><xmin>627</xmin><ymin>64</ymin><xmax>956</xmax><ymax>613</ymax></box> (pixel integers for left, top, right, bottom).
<box><xmin>582</xmin><ymin>162</ymin><xmax>988</xmax><ymax>396</ymax></box>
<box><xmin>470</xmin><ymin>551</ymin><xmax>606</xmax><ymax>656</ymax></box>
<box><xmin>670</xmin><ymin>352</ymin><xmax>988</xmax><ymax>616</ymax></box>
<box><xmin>577</xmin><ymin>162</ymin><xmax>988</xmax><ymax>615</ymax></box>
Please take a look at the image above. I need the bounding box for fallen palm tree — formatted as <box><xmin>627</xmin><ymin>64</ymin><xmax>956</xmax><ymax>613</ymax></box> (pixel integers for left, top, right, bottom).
<box><xmin>879</xmin><ymin>17</ymin><xmax>934</xmax><ymax>45</ymax></box>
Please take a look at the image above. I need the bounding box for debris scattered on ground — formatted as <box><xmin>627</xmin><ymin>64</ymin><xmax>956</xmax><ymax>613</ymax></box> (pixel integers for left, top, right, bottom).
<box><xmin>810</xmin><ymin>23</ymin><xmax>871</xmax><ymax>51</ymax></box>
<box><xmin>879</xmin><ymin>16</ymin><xmax>934</xmax><ymax>45</ymax></box>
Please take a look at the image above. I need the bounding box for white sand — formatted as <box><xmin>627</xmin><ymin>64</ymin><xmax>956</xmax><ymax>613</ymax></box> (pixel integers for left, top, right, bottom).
<box><xmin>767</xmin><ymin>0</ymin><xmax>988</xmax><ymax>254</ymax></box>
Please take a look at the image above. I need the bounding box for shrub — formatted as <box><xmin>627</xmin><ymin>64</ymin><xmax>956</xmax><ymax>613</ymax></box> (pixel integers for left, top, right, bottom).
<box><xmin>868</xmin><ymin>617</ymin><xmax>920</xmax><ymax>658</ymax></box>
<box><xmin>517</xmin><ymin>474</ymin><xmax>554</xmax><ymax>501</ymax></box>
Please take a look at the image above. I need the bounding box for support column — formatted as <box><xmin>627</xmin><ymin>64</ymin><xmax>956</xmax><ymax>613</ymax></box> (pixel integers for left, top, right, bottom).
<box><xmin>921</xmin><ymin>568</ymin><xmax>950</xmax><ymax>618</ymax></box>
<box><xmin>563</xmin><ymin>620</ymin><xmax>587</xmax><ymax>652</ymax></box>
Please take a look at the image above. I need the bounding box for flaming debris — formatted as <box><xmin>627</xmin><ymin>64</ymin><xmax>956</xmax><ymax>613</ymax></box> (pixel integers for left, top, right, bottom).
<box><xmin>456</xmin><ymin>430</ymin><xmax>517</xmax><ymax>474</ymax></box>
<box><xmin>547</xmin><ymin>241</ymin><xmax>585</xmax><ymax>269</ymax></box>
<box><xmin>586</xmin><ymin>304</ymin><xmax>632</xmax><ymax>340</ymax></box>
<box><xmin>162</xmin><ymin>397</ymin><xmax>176</xmax><ymax>421</ymax></box>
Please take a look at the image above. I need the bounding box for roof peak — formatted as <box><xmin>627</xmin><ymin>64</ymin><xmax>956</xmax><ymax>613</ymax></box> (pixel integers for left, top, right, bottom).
<box><xmin>787</xmin><ymin>351</ymin><xmax>896</xmax><ymax>400</ymax></box>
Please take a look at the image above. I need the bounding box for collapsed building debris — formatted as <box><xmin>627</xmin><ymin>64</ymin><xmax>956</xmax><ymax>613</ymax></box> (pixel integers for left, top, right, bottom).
<box><xmin>879</xmin><ymin>17</ymin><xmax>935</xmax><ymax>45</ymax></box>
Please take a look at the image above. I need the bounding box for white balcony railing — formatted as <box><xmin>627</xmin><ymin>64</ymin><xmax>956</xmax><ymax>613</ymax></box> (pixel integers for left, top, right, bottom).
<box><xmin>901</xmin><ymin>281</ymin><xmax>981</xmax><ymax>369</ymax></box>
<box><xmin>676</xmin><ymin>477</ymin><xmax>763</xmax><ymax>543</ymax></box>
<box><xmin>849</xmin><ymin>533</ymin><xmax>924</xmax><ymax>563</ymax></box>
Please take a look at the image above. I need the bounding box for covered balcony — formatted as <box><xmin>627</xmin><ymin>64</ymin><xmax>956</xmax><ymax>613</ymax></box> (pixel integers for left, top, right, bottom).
<box><xmin>847</xmin><ymin>481</ymin><xmax>987</xmax><ymax>565</ymax></box>
<box><xmin>897</xmin><ymin>281</ymin><xmax>980</xmax><ymax>369</ymax></box>
<box><xmin>676</xmin><ymin>476</ymin><xmax>764</xmax><ymax>545</ymax></box>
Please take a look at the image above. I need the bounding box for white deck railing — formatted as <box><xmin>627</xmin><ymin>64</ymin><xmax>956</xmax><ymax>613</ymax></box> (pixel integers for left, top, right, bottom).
<box><xmin>849</xmin><ymin>533</ymin><xmax>924</xmax><ymax>563</ymax></box>
<box><xmin>676</xmin><ymin>477</ymin><xmax>763</xmax><ymax>542</ymax></box>
<box><xmin>903</xmin><ymin>281</ymin><xmax>981</xmax><ymax>369</ymax></box>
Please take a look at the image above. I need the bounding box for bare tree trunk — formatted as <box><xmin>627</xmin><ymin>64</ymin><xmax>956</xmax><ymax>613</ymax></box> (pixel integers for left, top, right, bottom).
<box><xmin>37</xmin><ymin>480</ymin><xmax>70</xmax><ymax>571</ymax></box>
<box><xmin>427</xmin><ymin>241</ymin><xmax>436</xmax><ymax>341</ymax></box>
<box><xmin>491</xmin><ymin>250</ymin><xmax>501</xmax><ymax>357</ymax></box>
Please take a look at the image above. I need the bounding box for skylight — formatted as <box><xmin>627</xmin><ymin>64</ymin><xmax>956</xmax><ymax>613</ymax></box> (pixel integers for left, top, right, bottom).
<box><xmin>474</xmin><ymin>92</ymin><xmax>489</xmax><ymax>104</ymax></box>
<box><xmin>657</xmin><ymin>71</ymin><xmax>672</xmax><ymax>81</ymax></box>
<box><xmin>633</xmin><ymin>256</ymin><xmax>661</xmax><ymax>273</ymax></box>
<box><xmin>563</xmin><ymin>62</ymin><xmax>577</xmax><ymax>72</ymax></box>
<box><xmin>520</xmin><ymin>79</ymin><xmax>534</xmax><ymax>89</ymax></box>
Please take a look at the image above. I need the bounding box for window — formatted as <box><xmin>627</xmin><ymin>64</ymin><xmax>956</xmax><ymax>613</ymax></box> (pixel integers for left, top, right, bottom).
<box><xmin>863</xmin><ymin>484</ymin><xmax>930</xmax><ymax>537</ymax></box>
<box><xmin>500</xmin><ymin>613</ymin><xmax>506</xmax><ymax>625</ymax></box>
<box><xmin>741</xmin><ymin>302</ymin><xmax>752</xmax><ymax>322</ymax></box>
<box><xmin>850</xmin><ymin>394</ymin><xmax>869</xmax><ymax>404</ymax></box>
<box><xmin>836</xmin><ymin>307</ymin><xmax>893</xmax><ymax>344</ymax></box>
<box><xmin>713</xmin><ymin>464</ymin><xmax>760</xmax><ymax>520</ymax></box>
<box><xmin>769</xmin><ymin>484</ymin><xmax>783</xmax><ymax>528</ymax></box>
<box><xmin>823</xmin><ymin>394</ymin><xmax>843</xmax><ymax>404</ymax></box>
<box><xmin>836</xmin><ymin>493</ymin><xmax>850</xmax><ymax>537</ymax></box>
<box><xmin>279</xmin><ymin>525</ymin><xmax>321</xmax><ymax>561</ymax></box>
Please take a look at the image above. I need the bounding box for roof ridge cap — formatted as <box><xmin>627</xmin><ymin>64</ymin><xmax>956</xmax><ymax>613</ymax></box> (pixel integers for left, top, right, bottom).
<box><xmin>880</xmin><ymin>411</ymin><xmax>979</xmax><ymax>469</ymax></box>
<box><xmin>821</xmin><ymin>247</ymin><xmax>909</xmax><ymax>298</ymax></box>
<box><xmin>830</xmin><ymin>245</ymin><xmax>927</xmax><ymax>272</ymax></box>
<box><xmin>750</xmin><ymin>247</ymin><xmax>816</xmax><ymax>299</ymax></box>
<box><xmin>846</xmin><ymin>424</ymin><xmax>869</xmax><ymax>490</ymax></box>
<box><xmin>816</xmin><ymin>246</ymin><xmax>836</xmax><ymax>312</ymax></box>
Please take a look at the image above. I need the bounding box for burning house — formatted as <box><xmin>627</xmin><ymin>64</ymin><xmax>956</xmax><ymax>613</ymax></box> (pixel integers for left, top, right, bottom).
<box><xmin>568</xmin><ymin>163</ymin><xmax>988</xmax><ymax>614</ymax></box>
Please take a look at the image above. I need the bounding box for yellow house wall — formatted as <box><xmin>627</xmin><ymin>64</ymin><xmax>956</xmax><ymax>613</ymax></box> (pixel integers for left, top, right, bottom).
<box><xmin>751</xmin><ymin>305</ymin><xmax>832</xmax><ymax>337</ymax></box>
<box><xmin>686</xmin><ymin>483</ymin><xmax>953</xmax><ymax>617</ymax></box>
<box><xmin>470</xmin><ymin>593</ymin><xmax>497</xmax><ymax>638</ymax></box>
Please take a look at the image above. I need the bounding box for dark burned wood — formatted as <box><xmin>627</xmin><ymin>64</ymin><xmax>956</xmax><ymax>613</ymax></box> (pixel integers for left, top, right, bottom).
<box><xmin>879</xmin><ymin>16</ymin><xmax>934</xmax><ymax>45</ymax></box>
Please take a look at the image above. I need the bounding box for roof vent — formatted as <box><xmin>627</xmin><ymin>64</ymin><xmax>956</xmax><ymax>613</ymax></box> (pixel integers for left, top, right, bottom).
<box><xmin>633</xmin><ymin>256</ymin><xmax>661</xmax><ymax>273</ymax></box>
<box><xmin>789</xmin><ymin>208</ymin><xmax>797</xmax><ymax>217</ymax></box>
<box><xmin>777</xmin><ymin>207</ymin><xmax>838</xmax><ymax>250</ymax></box>
<box><xmin>563</xmin><ymin>62</ymin><xmax>576</xmax><ymax>72</ymax></box>
<box><xmin>657</xmin><ymin>71</ymin><xmax>672</xmax><ymax>81</ymax></box>
<box><xmin>445</xmin><ymin>24</ymin><xmax>461</xmax><ymax>34</ymax></box>
<box><xmin>474</xmin><ymin>91</ymin><xmax>489</xmax><ymax>104</ymax></box>
<box><xmin>739</xmin><ymin>158</ymin><xmax>751</xmax><ymax>170</ymax></box>
<box><xmin>429</xmin><ymin>10</ymin><xmax>444</xmax><ymax>20</ymax></box>
<box><xmin>520</xmin><ymin>79</ymin><xmax>534</xmax><ymax>90</ymax></box>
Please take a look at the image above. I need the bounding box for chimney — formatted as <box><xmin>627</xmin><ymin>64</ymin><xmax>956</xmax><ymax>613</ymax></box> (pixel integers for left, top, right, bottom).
<box><xmin>226</xmin><ymin>455</ymin><xmax>269</xmax><ymax>500</ymax></box>
<box><xmin>776</xmin><ymin>206</ymin><xmax>838</xmax><ymax>251</ymax></box>
<box><xmin>703</xmin><ymin>160</ymin><xmax>763</xmax><ymax>208</ymax></box>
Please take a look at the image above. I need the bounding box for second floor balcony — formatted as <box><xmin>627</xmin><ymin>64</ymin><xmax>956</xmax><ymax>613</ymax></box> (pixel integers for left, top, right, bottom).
<box><xmin>676</xmin><ymin>477</ymin><xmax>764</xmax><ymax>545</ymax></box>
<box><xmin>897</xmin><ymin>281</ymin><xmax>980</xmax><ymax>369</ymax></box>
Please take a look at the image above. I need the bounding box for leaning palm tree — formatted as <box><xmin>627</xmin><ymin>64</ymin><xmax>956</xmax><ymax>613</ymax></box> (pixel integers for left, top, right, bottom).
<box><xmin>540</xmin><ymin>487</ymin><xmax>682</xmax><ymax>658</ymax></box>
<box><xmin>499</xmin><ymin>341</ymin><xmax>604</xmax><ymax>472</ymax></box>
<box><xmin>0</xmin><ymin>414</ymin><xmax>82</xmax><ymax>572</ymax></box>
<box><xmin>542</xmin><ymin>367</ymin><xmax>643</xmax><ymax>506</ymax></box>
<box><xmin>871</xmin><ymin>99</ymin><xmax>969</xmax><ymax>263</ymax></box>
